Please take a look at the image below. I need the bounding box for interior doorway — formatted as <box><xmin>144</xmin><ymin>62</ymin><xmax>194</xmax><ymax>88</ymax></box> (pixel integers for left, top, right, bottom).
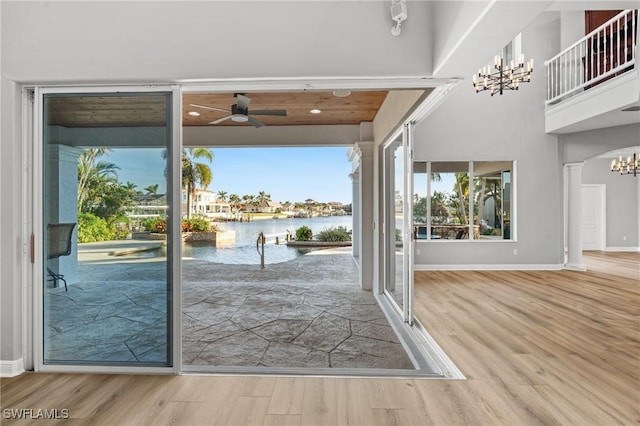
<box><xmin>581</xmin><ymin>184</ymin><xmax>606</xmax><ymax>251</ymax></box>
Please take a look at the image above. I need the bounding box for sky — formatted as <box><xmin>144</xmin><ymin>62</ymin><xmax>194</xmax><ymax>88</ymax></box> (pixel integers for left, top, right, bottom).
<box><xmin>105</xmin><ymin>147</ymin><xmax>353</xmax><ymax>204</ymax></box>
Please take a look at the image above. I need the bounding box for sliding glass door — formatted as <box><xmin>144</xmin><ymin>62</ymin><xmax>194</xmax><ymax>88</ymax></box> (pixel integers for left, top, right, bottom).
<box><xmin>382</xmin><ymin>123</ymin><xmax>414</xmax><ymax>324</ymax></box>
<box><xmin>38</xmin><ymin>89</ymin><xmax>179</xmax><ymax>369</ymax></box>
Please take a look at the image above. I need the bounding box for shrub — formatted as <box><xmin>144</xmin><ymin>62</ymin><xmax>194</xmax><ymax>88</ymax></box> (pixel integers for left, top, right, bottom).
<box><xmin>77</xmin><ymin>212</ymin><xmax>115</xmax><ymax>243</ymax></box>
<box><xmin>152</xmin><ymin>219</ymin><xmax>168</xmax><ymax>234</ymax></box>
<box><xmin>182</xmin><ymin>217</ymin><xmax>212</xmax><ymax>232</ymax></box>
<box><xmin>141</xmin><ymin>217</ymin><xmax>165</xmax><ymax>232</ymax></box>
<box><xmin>317</xmin><ymin>226</ymin><xmax>351</xmax><ymax>242</ymax></box>
<box><xmin>295</xmin><ymin>225</ymin><xmax>313</xmax><ymax>241</ymax></box>
<box><xmin>140</xmin><ymin>217</ymin><xmax>219</xmax><ymax>234</ymax></box>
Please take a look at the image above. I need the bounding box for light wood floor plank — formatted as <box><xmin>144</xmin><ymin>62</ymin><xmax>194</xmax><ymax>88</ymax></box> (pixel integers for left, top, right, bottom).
<box><xmin>1</xmin><ymin>252</ymin><xmax>638</xmax><ymax>425</ymax></box>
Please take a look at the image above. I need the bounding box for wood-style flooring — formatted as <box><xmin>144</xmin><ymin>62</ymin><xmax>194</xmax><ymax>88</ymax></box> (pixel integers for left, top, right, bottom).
<box><xmin>1</xmin><ymin>251</ymin><xmax>638</xmax><ymax>425</ymax></box>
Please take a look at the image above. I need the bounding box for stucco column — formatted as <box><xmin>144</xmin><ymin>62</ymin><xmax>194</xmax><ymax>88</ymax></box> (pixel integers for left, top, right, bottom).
<box><xmin>566</xmin><ymin>162</ymin><xmax>586</xmax><ymax>271</ymax></box>
<box><xmin>349</xmin><ymin>171</ymin><xmax>360</xmax><ymax>260</ymax></box>
<box><xmin>357</xmin><ymin>142</ymin><xmax>374</xmax><ymax>290</ymax></box>
<box><xmin>47</xmin><ymin>144</ymin><xmax>83</xmax><ymax>286</ymax></box>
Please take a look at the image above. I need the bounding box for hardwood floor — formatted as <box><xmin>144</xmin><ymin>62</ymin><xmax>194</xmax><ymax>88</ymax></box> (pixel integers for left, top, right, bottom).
<box><xmin>2</xmin><ymin>252</ymin><xmax>638</xmax><ymax>425</ymax></box>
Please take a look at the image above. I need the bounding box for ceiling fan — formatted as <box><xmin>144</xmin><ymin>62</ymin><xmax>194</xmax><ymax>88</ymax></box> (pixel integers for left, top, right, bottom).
<box><xmin>189</xmin><ymin>93</ymin><xmax>287</xmax><ymax>128</ymax></box>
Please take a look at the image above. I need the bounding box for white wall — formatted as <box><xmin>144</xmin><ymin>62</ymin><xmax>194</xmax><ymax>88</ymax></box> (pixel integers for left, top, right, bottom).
<box><xmin>1</xmin><ymin>80</ymin><xmax>23</xmax><ymax>362</ymax></box>
<box><xmin>0</xmin><ymin>0</ymin><xmax>435</xmax><ymax>366</ymax></box>
<box><xmin>560</xmin><ymin>124</ymin><xmax>640</xmax><ymax>163</ymax></box>
<box><xmin>560</xmin><ymin>10</ymin><xmax>584</xmax><ymax>50</ymax></box>
<box><xmin>582</xmin><ymin>157</ymin><xmax>640</xmax><ymax>249</ymax></box>
<box><xmin>2</xmin><ymin>1</ymin><xmax>433</xmax><ymax>82</ymax></box>
<box><xmin>413</xmin><ymin>13</ymin><xmax>564</xmax><ymax>267</ymax></box>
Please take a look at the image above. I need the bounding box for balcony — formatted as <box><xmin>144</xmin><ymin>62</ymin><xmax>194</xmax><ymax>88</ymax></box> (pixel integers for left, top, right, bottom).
<box><xmin>544</xmin><ymin>9</ymin><xmax>640</xmax><ymax>134</ymax></box>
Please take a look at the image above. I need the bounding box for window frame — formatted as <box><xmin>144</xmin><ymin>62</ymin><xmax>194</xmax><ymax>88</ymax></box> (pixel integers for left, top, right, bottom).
<box><xmin>414</xmin><ymin>160</ymin><xmax>516</xmax><ymax>242</ymax></box>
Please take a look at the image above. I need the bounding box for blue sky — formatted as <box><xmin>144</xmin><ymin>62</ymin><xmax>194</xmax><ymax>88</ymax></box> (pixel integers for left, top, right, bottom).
<box><xmin>105</xmin><ymin>147</ymin><xmax>353</xmax><ymax>204</ymax></box>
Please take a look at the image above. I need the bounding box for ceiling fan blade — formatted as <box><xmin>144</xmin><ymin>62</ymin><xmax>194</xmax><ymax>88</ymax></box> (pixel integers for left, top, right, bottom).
<box><xmin>236</xmin><ymin>94</ymin><xmax>251</xmax><ymax>110</ymax></box>
<box><xmin>189</xmin><ymin>103</ymin><xmax>229</xmax><ymax>113</ymax></box>
<box><xmin>247</xmin><ymin>115</ymin><xmax>264</xmax><ymax>128</ymax></box>
<box><xmin>210</xmin><ymin>115</ymin><xmax>232</xmax><ymax>124</ymax></box>
<box><xmin>249</xmin><ymin>109</ymin><xmax>287</xmax><ymax>116</ymax></box>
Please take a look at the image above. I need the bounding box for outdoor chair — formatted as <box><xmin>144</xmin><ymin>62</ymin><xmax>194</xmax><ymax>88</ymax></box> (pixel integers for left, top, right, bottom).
<box><xmin>47</xmin><ymin>223</ymin><xmax>76</xmax><ymax>292</ymax></box>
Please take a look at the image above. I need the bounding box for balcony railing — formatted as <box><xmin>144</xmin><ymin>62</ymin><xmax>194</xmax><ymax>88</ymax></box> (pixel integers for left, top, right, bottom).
<box><xmin>545</xmin><ymin>9</ymin><xmax>638</xmax><ymax>105</ymax></box>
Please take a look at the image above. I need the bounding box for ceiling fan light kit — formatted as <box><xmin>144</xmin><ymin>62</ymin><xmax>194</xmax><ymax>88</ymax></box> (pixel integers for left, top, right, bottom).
<box><xmin>190</xmin><ymin>93</ymin><xmax>287</xmax><ymax>128</ymax></box>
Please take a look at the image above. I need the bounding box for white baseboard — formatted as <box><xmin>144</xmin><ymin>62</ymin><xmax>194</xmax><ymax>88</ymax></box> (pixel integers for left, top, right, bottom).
<box><xmin>414</xmin><ymin>264</ymin><xmax>564</xmax><ymax>271</ymax></box>
<box><xmin>605</xmin><ymin>247</ymin><xmax>640</xmax><ymax>252</ymax></box>
<box><xmin>0</xmin><ymin>358</ymin><xmax>25</xmax><ymax>377</ymax></box>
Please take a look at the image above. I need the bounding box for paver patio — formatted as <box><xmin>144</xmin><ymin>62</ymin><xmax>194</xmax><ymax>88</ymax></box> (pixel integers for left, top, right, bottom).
<box><xmin>44</xmin><ymin>243</ymin><xmax>414</xmax><ymax>370</ymax></box>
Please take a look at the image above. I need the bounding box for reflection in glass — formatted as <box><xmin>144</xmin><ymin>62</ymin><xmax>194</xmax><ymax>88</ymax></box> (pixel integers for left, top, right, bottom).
<box><xmin>413</xmin><ymin>162</ymin><xmax>428</xmax><ymax>240</ymax></box>
<box><xmin>473</xmin><ymin>161</ymin><xmax>511</xmax><ymax>240</ymax></box>
<box><xmin>43</xmin><ymin>93</ymin><xmax>172</xmax><ymax>365</ymax></box>
<box><xmin>430</xmin><ymin>162</ymin><xmax>469</xmax><ymax>240</ymax></box>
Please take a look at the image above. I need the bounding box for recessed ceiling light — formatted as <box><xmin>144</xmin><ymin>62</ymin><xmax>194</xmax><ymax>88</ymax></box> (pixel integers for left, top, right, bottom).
<box><xmin>333</xmin><ymin>89</ymin><xmax>351</xmax><ymax>98</ymax></box>
<box><xmin>310</xmin><ymin>109</ymin><xmax>322</xmax><ymax>114</ymax></box>
<box><xmin>188</xmin><ymin>111</ymin><xmax>201</xmax><ymax>117</ymax></box>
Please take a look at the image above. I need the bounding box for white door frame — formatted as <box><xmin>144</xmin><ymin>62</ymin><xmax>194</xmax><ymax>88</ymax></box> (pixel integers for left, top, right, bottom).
<box><xmin>30</xmin><ymin>85</ymin><xmax>182</xmax><ymax>374</ymax></box>
<box><xmin>581</xmin><ymin>184</ymin><xmax>606</xmax><ymax>251</ymax></box>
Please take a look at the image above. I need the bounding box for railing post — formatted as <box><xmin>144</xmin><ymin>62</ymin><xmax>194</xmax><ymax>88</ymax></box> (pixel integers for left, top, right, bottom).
<box><xmin>256</xmin><ymin>232</ymin><xmax>265</xmax><ymax>269</ymax></box>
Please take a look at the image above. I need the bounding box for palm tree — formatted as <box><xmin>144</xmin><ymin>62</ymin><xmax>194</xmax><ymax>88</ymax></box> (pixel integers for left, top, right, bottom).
<box><xmin>229</xmin><ymin>194</ymin><xmax>241</xmax><ymax>212</ymax></box>
<box><xmin>77</xmin><ymin>148</ymin><xmax>119</xmax><ymax>208</ymax></box>
<box><xmin>257</xmin><ymin>191</ymin><xmax>271</xmax><ymax>205</ymax></box>
<box><xmin>217</xmin><ymin>190</ymin><xmax>228</xmax><ymax>202</ymax></box>
<box><xmin>453</xmin><ymin>172</ymin><xmax>470</xmax><ymax>225</ymax></box>
<box><xmin>181</xmin><ymin>148</ymin><xmax>214</xmax><ymax>218</ymax></box>
<box><xmin>144</xmin><ymin>184</ymin><xmax>159</xmax><ymax>195</ymax></box>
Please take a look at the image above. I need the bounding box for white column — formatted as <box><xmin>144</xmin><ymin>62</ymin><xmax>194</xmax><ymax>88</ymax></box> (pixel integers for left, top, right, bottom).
<box><xmin>357</xmin><ymin>142</ymin><xmax>374</xmax><ymax>290</ymax></box>
<box><xmin>47</xmin><ymin>144</ymin><xmax>83</xmax><ymax>286</ymax></box>
<box><xmin>566</xmin><ymin>162</ymin><xmax>586</xmax><ymax>271</ymax></box>
<box><xmin>349</xmin><ymin>171</ymin><xmax>360</xmax><ymax>261</ymax></box>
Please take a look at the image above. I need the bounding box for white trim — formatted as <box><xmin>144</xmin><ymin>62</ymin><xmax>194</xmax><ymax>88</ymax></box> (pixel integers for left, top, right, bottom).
<box><xmin>170</xmin><ymin>86</ymin><xmax>183</xmax><ymax>374</ymax></box>
<box><xmin>180</xmin><ymin>76</ymin><xmax>453</xmax><ymax>92</ymax></box>
<box><xmin>415</xmin><ymin>264</ymin><xmax>564</xmax><ymax>271</ymax></box>
<box><xmin>22</xmin><ymin>88</ymin><xmax>35</xmax><ymax>371</ymax></box>
<box><xmin>31</xmin><ymin>365</ymin><xmax>174</xmax><ymax>375</ymax></box>
<box><xmin>0</xmin><ymin>359</ymin><xmax>25</xmax><ymax>378</ymax></box>
<box><xmin>409</xmin><ymin>319</ymin><xmax>466</xmax><ymax>380</ymax></box>
<box><xmin>564</xmin><ymin>264</ymin><xmax>587</xmax><ymax>272</ymax></box>
<box><xmin>605</xmin><ymin>246</ymin><xmax>640</xmax><ymax>252</ymax></box>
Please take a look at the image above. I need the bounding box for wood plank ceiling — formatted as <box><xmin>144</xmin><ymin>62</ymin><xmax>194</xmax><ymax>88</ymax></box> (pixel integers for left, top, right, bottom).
<box><xmin>45</xmin><ymin>91</ymin><xmax>390</xmax><ymax>128</ymax></box>
<box><xmin>183</xmin><ymin>91</ymin><xmax>389</xmax><ymax>127</ymax></box>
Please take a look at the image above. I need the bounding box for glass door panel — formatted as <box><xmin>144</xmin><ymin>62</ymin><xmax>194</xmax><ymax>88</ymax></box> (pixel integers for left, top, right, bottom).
<box><xmin>383</xmin><ymin>135</ymin><xmax>405</xmax><ymax>312</ymax></box>
<box><xmin>383</xmin><ymin>124</ymin><xmax>414</xmax><ymax>324</ymax></box>
<box><xmin>42</xmin><ymin>92</ymin><xmax>173</xmax><ymax>366</ymax></box>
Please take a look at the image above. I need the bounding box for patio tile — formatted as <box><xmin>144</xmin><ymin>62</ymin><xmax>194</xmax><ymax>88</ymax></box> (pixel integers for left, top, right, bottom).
<box><xmin>292</xmin><ymin>312</ymin><xmax>351</xmax><ymax>352</ymax></box>
<box><xmin>194</xmin><ymin>331</ymin><xmax>269</xmax><ymax>366</ymax></box>
<box><xmin>251</xmin><ymin>319</ymin><xmax>312</xmax><ymax>343</ymax></box>
<box><xmin>49</xmin><ymin>245</ymin><xmax>417</xmax><ymax>371</ymax></box>
<box><xmin>260</xmin><ymin>342</ymin><xmax>329</xmax><ymax>368</ymax></box>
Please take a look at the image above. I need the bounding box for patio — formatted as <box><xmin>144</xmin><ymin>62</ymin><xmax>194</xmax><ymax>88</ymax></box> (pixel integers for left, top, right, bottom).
<box><xmin>45</xmin><ymin>243</ymin><xmax>414</xmax><ymax>371</ymax></box>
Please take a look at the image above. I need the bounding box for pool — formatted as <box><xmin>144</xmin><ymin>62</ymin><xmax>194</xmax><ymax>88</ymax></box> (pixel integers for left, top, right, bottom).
<box><xmin>182</xmin><ymin>241</ymin><xmax>314</xmax><ymax>265</ymax></box>
<box><xmin>183</xmin><ymin>216</ymin><xmax>352</xmax><ymax>265</ymax></box>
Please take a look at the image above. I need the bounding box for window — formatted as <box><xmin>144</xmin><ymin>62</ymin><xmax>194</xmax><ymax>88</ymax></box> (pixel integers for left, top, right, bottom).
<box><xmin>413</xmin><ymin>161</ymin><xmax>514</xmax><ymax>241</ymax></box>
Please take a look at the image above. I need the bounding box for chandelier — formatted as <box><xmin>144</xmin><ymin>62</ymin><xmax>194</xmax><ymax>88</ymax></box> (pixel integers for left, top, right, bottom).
<box><xmin>611</xmin><ymin>153</ymin><xmax>638</xmax><ymax>177</ymax></box>
<box><xmin>473</xmin><ymin>54</ymin><xmax>533</xmax><ymax>96</ymax></box>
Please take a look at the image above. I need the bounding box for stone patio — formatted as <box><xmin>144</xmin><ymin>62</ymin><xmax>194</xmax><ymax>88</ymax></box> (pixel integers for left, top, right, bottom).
<box><xmin>44</xmin><ymin>242</ymin><xmax>414</xmax><ymax>370</ymax></box>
